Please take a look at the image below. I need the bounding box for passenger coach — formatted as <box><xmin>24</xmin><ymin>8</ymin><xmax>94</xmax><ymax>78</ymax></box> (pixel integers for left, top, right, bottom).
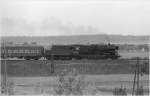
<box><xmin>1</xmin><ymin>45</ymin><xmax>44</xmax><ymax>60</ymax></box>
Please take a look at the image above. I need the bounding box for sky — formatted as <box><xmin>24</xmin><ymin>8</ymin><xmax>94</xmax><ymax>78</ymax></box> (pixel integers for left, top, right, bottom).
<box><xmin>1</xmin><ymin>0</ymin><xmax>150</xmax><ymax>36</ymax></box>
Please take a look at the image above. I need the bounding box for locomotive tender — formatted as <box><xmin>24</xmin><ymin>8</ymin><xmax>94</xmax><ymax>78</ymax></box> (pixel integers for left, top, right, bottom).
<box><xmin>1</xmin><ymin>43</ymin><xmax>120</xmax><ymax>60</ymax></box>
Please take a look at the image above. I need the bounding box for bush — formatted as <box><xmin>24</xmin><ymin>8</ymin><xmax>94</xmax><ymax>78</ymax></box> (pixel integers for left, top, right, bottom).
<box><xmin>1</xmin><ymin>76</ymin><xmax>14</xmax><ymax>95</ymax></box>
<box><xmin>113</xmin><ymin>85</ymin><xmax>127</xmax><ymax>96</ymax></box>
<box><xmin>7</xmin><ymin>80</ymin><xmax>14</xmax><ymax>95</ymax></box>
<box><xmin>54</xmin><ymin>68</ymin><xmax>86</xmax><ymax>95</ymax></box>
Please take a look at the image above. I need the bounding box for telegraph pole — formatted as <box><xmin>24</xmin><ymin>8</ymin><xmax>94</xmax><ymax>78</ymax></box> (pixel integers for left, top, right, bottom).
<box><xmin>132</xmin><ymin>57</ymin><xmax>140</xmax><ymax>96</ymax></box>
<box><xmin>2</xmin><ymin>41</ymin><xmax>8</xmax><ymax>94</ymax></box>
<box><xmin>132</xmin><ymin>65</ymin><xmax>137</xmax><ymax>96</ymax></box>
<box><xmin>136</xmin><ymin>57</ymin><xmax>140</xmax><ymax>92</ymax></box>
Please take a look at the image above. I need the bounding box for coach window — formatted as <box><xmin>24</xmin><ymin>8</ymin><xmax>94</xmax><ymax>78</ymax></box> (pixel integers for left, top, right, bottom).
<box><xmin>30</xmin><ymin>50</ymin><xmax>35</xmax><ymax>53</ymax></box>
<box><xmin>34</xmin><ymin>50</ymin><xmax>37</xmax><ymax>53</ymax></box>
<box><xmin>13</xmin><ymin>50</ymin><xmax>18</xmax><ymax>53</ymax></box>
<box><xmin>31</xmin><ymin>50</ymin><xmax>35</xmax><ymax>53</ymax></box>
<box><xmin>36</xmin><ymin>50</ymin><xmax>40</xmax><ymax>53</ymax></box>
<box><xmin>28</xmin><ymin>50</ymin><xmax>31</xmax><ymax>53</ymax></box>
<box><xmin>25</xmin><ymin>50</ymin><xmax>30</xmax><ymax>53</ymax></box>
<box><xmin>19</xmin><ymin>50</ymin><xmax>24</xmax><ymax>53</ymax></box>
<box><xmin>8</xmin><ymin>50</ymin><xmax>12</xmax><ymax>53</ymax></box>
<box><xmin>30</xmin><ymin>50</ymin><xmax>33</xmax><ymax>53</ymax></box>
<box><xmin>35</xmin><ymin>50</ymin><xmax>38</xmax><ymax>53</ymax></box>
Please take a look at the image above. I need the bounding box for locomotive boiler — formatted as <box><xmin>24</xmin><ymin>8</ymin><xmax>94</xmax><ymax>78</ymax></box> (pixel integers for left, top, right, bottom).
<box><xmin>45</xmin><ymin>44</ymin><xmax>120</xmax><ymax>60</ymax></box>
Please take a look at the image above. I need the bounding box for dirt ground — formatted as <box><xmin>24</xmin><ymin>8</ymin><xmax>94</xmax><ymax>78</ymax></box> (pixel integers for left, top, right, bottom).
<box><xmin>6</xmin><ymin>74</ymin><xmax>149</xmax><ymax>95</ymax></box>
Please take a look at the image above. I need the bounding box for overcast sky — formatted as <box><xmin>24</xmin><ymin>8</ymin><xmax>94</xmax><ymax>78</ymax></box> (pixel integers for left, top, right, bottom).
<box><xmin>1</xmin><ymin>0</ymin><xmax>150</xmax><ymax>36</ymax></box>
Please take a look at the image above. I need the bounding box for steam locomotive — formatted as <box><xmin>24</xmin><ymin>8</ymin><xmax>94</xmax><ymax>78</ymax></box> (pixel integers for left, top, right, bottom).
<box><xmin>1</xmin><ymin>43</ymin><xmax>120</xmax><ymax>60</ymax></box>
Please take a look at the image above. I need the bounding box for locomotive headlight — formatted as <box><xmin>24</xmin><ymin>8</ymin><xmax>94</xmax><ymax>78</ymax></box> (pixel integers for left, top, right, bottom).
<box><xmin>73</xmin><ymin>51</ymin><xmax>79</xmax><ymax>55</ymax></box>
<box><xmin>75</xmin><ymin>46</ymin><xmax>80</xmax><ymax>51</ymax></box>
<box><xmin>75</xmin><ymin>47</ymin><xmax>80</xmax><ymax>50</ymax></box>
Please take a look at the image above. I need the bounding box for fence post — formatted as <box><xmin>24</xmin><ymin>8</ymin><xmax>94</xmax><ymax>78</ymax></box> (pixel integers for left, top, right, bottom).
<box><xmin>51</xmin><ymin>54</ymin><xmax>54</xmax><ymax>73</ymax></box>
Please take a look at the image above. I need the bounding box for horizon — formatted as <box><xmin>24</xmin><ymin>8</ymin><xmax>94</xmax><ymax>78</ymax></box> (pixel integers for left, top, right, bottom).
<box><xmin>1</xmin><ymin>33</ymin><xmax>149</xmax><ymax>37</ymax></box>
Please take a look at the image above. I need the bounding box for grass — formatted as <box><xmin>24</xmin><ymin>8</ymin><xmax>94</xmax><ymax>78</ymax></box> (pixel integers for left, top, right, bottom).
<box><xmin>1</xmin><ymin>59</ymin><xmax>149</xmax><ymax>76</ymax></box>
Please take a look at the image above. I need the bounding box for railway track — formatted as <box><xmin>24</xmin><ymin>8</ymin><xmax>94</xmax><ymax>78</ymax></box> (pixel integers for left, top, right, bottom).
<box><xmin>0</xmin><ymin>58</ymin><xmax>149</xmax><ymax>61</ymax></box>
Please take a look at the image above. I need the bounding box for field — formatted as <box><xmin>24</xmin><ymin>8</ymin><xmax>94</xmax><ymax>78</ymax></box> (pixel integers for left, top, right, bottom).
<box><xmin>119</xmin><ymin>51</ymin><xmax>149</xmax><ymax>59</ymax></box>
<box><xmin>1</xmin><ymin>58</ymin><xmax>149</xmax><ymax>95</ymax></box>
<box><xmin>5</xmin><ymin>74</ymin><xmax>149</xmax><ymax>95</ymax></box>
<box><xmin>1</xmin><ymin>59</ymin><xmax>149</xmax><ymax>76</ymax></box>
